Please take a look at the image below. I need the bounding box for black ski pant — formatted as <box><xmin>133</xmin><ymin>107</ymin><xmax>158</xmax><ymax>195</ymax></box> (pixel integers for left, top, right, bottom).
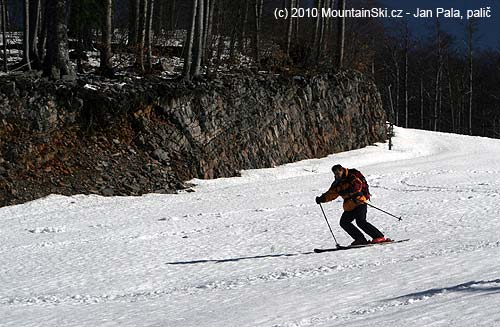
<box><xmin>340</xmin><ymin>204</ymin><xmax>384</xmax><ymax>242</ymax></box>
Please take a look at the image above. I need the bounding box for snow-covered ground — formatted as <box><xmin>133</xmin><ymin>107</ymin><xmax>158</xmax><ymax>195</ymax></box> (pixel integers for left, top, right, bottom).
<box><xmin>1</xmin><ymin>127</ymin><xmax>500</xmax><ymax>327</ymax></box>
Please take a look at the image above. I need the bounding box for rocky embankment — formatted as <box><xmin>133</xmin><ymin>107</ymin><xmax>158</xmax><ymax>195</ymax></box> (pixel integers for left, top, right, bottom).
<box><xmin>0</xmin><ymin>70</ymin><xmax>386</xmax><ymax>207</ymax></box>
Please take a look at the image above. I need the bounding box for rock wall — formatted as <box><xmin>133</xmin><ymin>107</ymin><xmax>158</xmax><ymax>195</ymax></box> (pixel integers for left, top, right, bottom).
<box><xmin>0</xmin><ymin>70</ymin><xmax>386</xmax><ymax>207</ymax></box>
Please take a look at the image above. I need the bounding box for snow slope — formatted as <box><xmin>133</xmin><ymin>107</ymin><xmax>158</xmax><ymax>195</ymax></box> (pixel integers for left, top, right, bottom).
<box><xmin>1</xmin><ymin>127</ymin><xmax>500</xmax><ymax>327</ymax></box>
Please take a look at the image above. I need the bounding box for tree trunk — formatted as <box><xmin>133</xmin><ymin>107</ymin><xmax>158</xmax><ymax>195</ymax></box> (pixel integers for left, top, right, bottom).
<box><xmin>42</xmin><ymin>0</ymin><xmax>75</xmax><ymax>79</ymax></box>
<box><xmin>152</xmin><ymin>0</ymin><xmax>161</xmax><ymax>34</ymax></box>
<box><xmin>282</xmin><ymin>0</ymin><xmax>287</xmax><ymax>37</ymax></box>
<box><xmin>253</xmin><ymin>0</ymin><xmax>263</xmax><ymax>65</ymax></box>
<box><xmin>438</xmin><ymin>75</ymin><xmax>443</xmax><ymax>131</ymax></box>
<box><xmin>323</xmin><ymin>0</ymin><xmax>332</xmax><ymax>53</ymax></box>
<box><xmin>446</xmin><ymin>56</ymin><xmax>455</xmax><ymax>133</ymax></box>
<box><xmin>204</xmin><ymin>0</ymin><xmax>215</xmax><ymax>61</ymax></box>
<box><xmin>100</xmin><ymin>0</ymin><xmax>113</xmax><ymax>76</ymax></box>
<box><xmin>170</xmin><ymin>0</ymin><xmax>176</xmax><ymax>31</ymax></box>
<box><xmin>183</xmin><ymin>0</ymin><xmax>198</xmax><ymax>80</ymax></box>
<box><xmin>317</xmin><ymin>0</ymin><xmax>326</xmax><ymax>62</ymax></box>
<box><xmin>336</xmin><ymin>0</ymin><xmax>345</xmax><ymax>68</ymax></box>
<box><xmin>467</xmin><ymin>20</ymin><xmax>474</xmax><ymax>136</ymax></box>
<box><xmin>294</xmin><ymin>0</ymin><xmax>300</xmax><ymax>45</ymax></box>
<box><xmin>36</xmin><ymin>0</ymin><xmax>46</xmax><ymax>64</ymax></box>
<box><xmin>458</xmin><ymin>85</ymin><xmax>464</xmax><ymax>133</ymax></box>
<box><xmin>1</xmin><ymin>0</ymin><xmax>8</xmax><ymax>72</ymax></box>
<box><xmin>286</xmin><ymin>0</ymin><xmax>295</xmax><ymax>57</ymax></box>
<box><xmin>395</xmin><ymin>62</ymin><xmax>400</xmax><ymax>126</ymax></box>
<box><xmin>22</xmin><ymin>0</ymin><xmax>31</xmax><ymax>70</ymax></box>
<box><xmin>128</xmin><ymin>0</ymin><xmax>139</xmax><ymax>47</ymax></box>
<box><xmin>229</xmin><ymin>1</ymin><xmax>240</xmax><ymax>63</ymax></box>
<box><xmin>146</xmin><ymin>0</ymin><xmax>155</xmax><ymax>71</ymax></box>
<box><xmin>420</xmin><ymin>78</ymin><xmax>424</xmax><ymax>129</ymax></box>
<box><xmin>387</xmin><ymin>85</ymin><xmax>395</xmax><ymax>150</ymax></box>
<box><xmin>433</xmin><ymin>20</ymin><xmax>442</xmax><ymax>132</ymax></box>
<box><xmin>28</xmin><ymin>0</ymin><xmax>41</xmax><ymax>67</ymax></box>
<box><xmin>213</xmin><ymin>0</ymin><xmax>224</xmax><ymax>71</ymax></box>
<box><xmin>403</xmin><ymin>23</ymin><xmax>409</xmax><ymax>128</ymax></box>
<box><xmin>239</xmin><ymin>0</ymin><xmax>249</xmax><ymax>53</ymax></box>
<box><xmin>135</xmin><ymin>0</ymin><xmax>147</xmax><ymax>73</ymax></box>
<box><xmin>433</xmin><ymin>65</ymin><xmax>441</xmax><ymax>131</ymax></box>
<box><xmin>388</xmin><ymin>84</ymin><xmax>395</xmax><ymax>125</ymax></box>
<box><xmin>313</xmin><ymin>0</ymin><xmax>322</xmax><ymax>59</ymax></box>
<box><xmin>191</xmin><ymin>0</ymin><xmax>204</xmax><ymax>77</ymax></box>
<box><xmin>202</xmin><ymin>0</ymin><xmax>209</xmax><ymax>57</ymax></box>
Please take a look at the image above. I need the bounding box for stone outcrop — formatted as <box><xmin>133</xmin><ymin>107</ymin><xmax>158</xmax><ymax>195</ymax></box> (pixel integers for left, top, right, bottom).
<box><xmin>0</xmin><ymin>70</ymin><xmax>386</xmax><ymax>207</ymax></box>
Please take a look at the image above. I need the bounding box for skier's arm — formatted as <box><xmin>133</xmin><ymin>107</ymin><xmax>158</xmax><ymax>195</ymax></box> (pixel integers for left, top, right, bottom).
<box><xmin>320</xmin><ymin>183</ymin><xmax>340</xmax><ymax>202</ymax></box>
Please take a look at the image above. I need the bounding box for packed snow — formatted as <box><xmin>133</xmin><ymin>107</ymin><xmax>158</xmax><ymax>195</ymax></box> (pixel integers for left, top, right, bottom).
<box><xmin>1</xmin><ymin>127</ymin><xmax>500</xmax><ymax>327</ymax></box>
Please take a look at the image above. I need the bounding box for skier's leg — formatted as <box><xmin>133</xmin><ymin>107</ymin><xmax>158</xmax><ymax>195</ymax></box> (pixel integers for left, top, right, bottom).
<box><xmin>354</xmin><ymin>204</ymin><xmax>384</xmax><ymax>239</ymax></box>
<box><xmin>340</xmin><ymin>210</ymin><xmax>367</xmax><ymax>243</ymax></box>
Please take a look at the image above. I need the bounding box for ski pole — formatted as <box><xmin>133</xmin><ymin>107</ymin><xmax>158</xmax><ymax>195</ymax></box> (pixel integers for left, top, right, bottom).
<box><xmin>318</xmin><ymin>203</ymin><xmax>340</xmax><ymax>247</ymax></box>
<box><xmin>365</xmin><ymin>202</ymin><xmax>402</xmax><ymax>221</ymax></box>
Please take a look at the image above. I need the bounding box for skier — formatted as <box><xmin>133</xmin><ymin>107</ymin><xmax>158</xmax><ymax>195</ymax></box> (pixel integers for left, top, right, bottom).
<box><xmin>315</xmin><ymin>164</ymin><xmax>390</xmax><ymax>246</ymax></box>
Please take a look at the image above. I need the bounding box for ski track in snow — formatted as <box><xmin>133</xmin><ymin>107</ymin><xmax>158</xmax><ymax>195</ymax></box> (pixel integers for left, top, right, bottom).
<box><xmin>273</xmin><ymin>275</ymin><xmax>500</xmax><ymax>327</ymax></box>
<box><xmin>274</xmin><ymin>278</ymin><xmax>500</xmax><ymax>327</ymax></box>
<box><xmin>2</xmin><ymin>127</ymin><xmax>500</xmax><ymax>327</ymax></box>
<box><xmin>2</xmin><ymin>239</ymin><xmax>499</xmax><ymax>308</ymax></box>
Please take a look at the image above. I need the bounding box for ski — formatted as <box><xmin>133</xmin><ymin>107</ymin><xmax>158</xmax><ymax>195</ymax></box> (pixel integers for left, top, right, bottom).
<box><xmin>314</xmin><ymin>239</ymin><xmax>410</xmax><ymax>253</ymax></box>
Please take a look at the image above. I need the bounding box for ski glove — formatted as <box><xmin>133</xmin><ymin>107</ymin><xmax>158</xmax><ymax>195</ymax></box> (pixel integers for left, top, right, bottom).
<box><xmin>316</xmin><ymin>195</ymin><xmax>325</xmax><ymax>204</ymax></box>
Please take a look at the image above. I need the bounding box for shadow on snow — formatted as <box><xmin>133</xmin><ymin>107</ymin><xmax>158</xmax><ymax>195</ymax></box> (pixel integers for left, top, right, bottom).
<box><xmin>166</xmin><ymin>251</ymin><xmax>315</xmax><ymax>265</ymax></box>
<box><xmin>388</xmin><ymin>279</ymin><xmax>500</xmax><ymax>301</ymax></box>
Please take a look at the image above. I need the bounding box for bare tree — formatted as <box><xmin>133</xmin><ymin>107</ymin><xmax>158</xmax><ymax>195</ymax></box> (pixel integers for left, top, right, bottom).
<box><xmin>385</xmin><ymin>37</ymin><xmax>401</xmax><ymax>126</ymax></box>
<box><xmin>145</xmin><ymin>0</ymin><xmax>154</xmax><ymax>71</ymax></box>
<box><xmin>43</xmin><ymin>0</ymin><xmax>75</xmax><ymax>80</ymax></box>
<box><xmin>322</xmin><ymin>0</ymin><xmax>332</xmax><ymax>53</ymax></box>
<box><xmin>191</xmin><ymin>0</ymin><xmax>204</xmax><ymax>76</ymax></box>
<box><xmin>203</xmin><ymin>0</ymin><xmax>215</xmax><ymax>62</ymax></box>
<box><xmin>1</xmin><ymin>0</ymin><xmax>8</xmax><ymax>72</ymax></box>
<box><xmin>253</xmin><ymin>0</ymin><xmax>263</xmax><ymax>65</ymax></box>
<box><xmin>100</xmin><ymin>0</ymin><xmax>113</xmax><ymax>77</ymax></box>
<box><xmin>183</xmin><ymin>0</ymin><xmax>198</xmax><ymax>80</ymax></box>
<box><xmin>128</xmin><ymin>0</ymin><xmax>140</xmax><ymax>47</ymax></box>
<box><xmin>229</xmin><ymin>0</ymin><xmax>242</xmax><ymax>63</ymax></box>
<box><xmin>294</xmin><ymin>0</ymin><xmax>300</xmax><ymax>45</ymax></box>
<box><xmin>403</xmin><ymin>22</ymin><xmax>409</xmax><ymax>128</ymax></box>
<box><xmin>336</xmin><ymin>0</ymin><xmax>345</xmax><ymax>68</ymax></box>
<box><xmin>213</xmin><ymin>0</ymin><xmax>228</xmax><ymax>71</ymax></box>
<box><xmin>433</xmin><ymin>19</ymin><xmax>443</xmax><ymax>131</ymax></box>
<box><xmin>313</xmin><ymin>0</ymin><xmax>322</xmax><ymax>60</ymax></box>
<box><xmin>169</xmin><ymin>0</ymin><xmax>176</xmax><ymax>31</ymax></box>
<box><xmin>202</xmin><ymin>0</ymin><xmax>209</xmax><ymax>57</ymax></box>
<box><xmin>37</xmin><ymin>0</ymin><xmax>47</xmax><ymax>64</ymax></box>
<box><xmin>238</xmin><ymin>0</ymin><xmax>249</xmax><ymax>53</ymax></box>
<box><xmin>420</xmin><ymin>77</ymin><xmax>424</xmax><ymax>129</ymax></box>
<box><xmin>467</xmin><ymin>19</ymin><xmax>477</xmax><ymax>135</ymax></box>
<box><xmin>22</xmin><ymin>0</ymin><xmax>31</xmax><ymax>70</ymax></box>
<box><xmin>446</xmin><ymin>55</ymin><xmax>455</xmax><ymax>132</ymax></box>
<box><xmin>135</xmin><ymin>0</ymin><xmax>148</xmax><ymax>72</ymax></box>
<box><xmin>317</xmin><ymin>0</ymin><xmax>327</xmax><ymax>62</ymax></box>
<box><xmin>387</xmin><ymin>84</ymin><xmax>395</xmax><ymax>150</ymax></box>
<box><xmin>286</xmin><ymin>0</ymin><xmax>296</xmax><ymax>57</ymax></box>
<box><xmin>28</xmin><ymin>0</ymin><xmax>41</xmax><ymax>67</ymax></box>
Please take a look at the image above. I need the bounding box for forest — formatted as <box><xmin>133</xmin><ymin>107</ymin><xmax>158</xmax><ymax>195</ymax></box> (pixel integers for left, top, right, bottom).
<box><xmin>1</xmin><ymin>0</ymin><xmax>499</xmax><ymax>138</ymax></box>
